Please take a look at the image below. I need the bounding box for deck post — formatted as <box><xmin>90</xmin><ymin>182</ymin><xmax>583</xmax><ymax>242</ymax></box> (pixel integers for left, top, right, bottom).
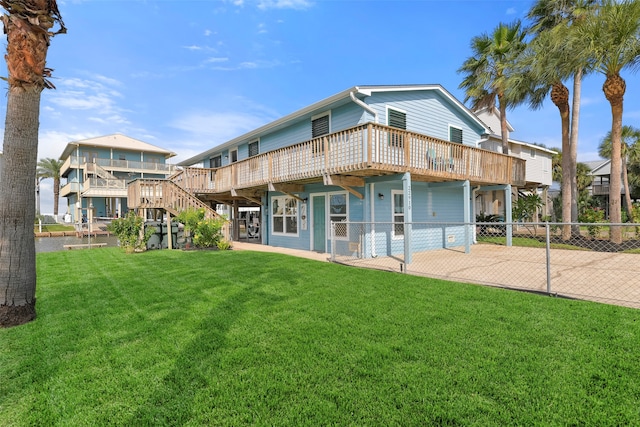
<box><xmin>403</xmin><ymin>172</ymin><xmax>412</xmax><ymax>266</ymax></box>
<box><xmin>463</xmin><ymin>180</ymin><xmax>471</xmax><ymax>254</ymax></box>
<box><xmin>166</xmin><ymin>211</ymin><xmax>173</xmax><ymax>250</ymax></box>
<box><xmin>505</xmin><ymin>185</ymin><xmax>513</xmax><ymax>247</ymax></box>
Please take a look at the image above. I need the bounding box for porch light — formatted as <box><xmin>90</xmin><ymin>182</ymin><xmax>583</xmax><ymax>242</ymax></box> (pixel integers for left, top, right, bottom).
<box><xmin>378</xmin><ymin>193</ymin><xmax>384</xmax><ymax>200</ymax></box>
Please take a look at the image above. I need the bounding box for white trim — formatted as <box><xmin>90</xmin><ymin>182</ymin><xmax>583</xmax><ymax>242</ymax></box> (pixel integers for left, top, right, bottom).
<box><xmin>270</xmin><ymin>195</ymin><xmax>300</xmax><ymax>237</ymax></box>
<box><xmin>448</xmin><ymin>124</ymin><xmax>463</xmax><ymax>144</ymax></box>
<box><xmin>392</xmin><ymin>189</ymin><xmax>404</xmax><ymax>240</ymax></box>
<box><xmin>229</xmin><ymin>148</ymin><xmax>238</xmax><ymax>164</ymax></box>
<box><xmin>328</xmin><ymin>190</ymin><xmax>349</xmax><ymax>241</ymax></box>
<box><xmin>385</xmin><ymin>105</ymin><xmax>407</xmax><ymax>126</ymax></box>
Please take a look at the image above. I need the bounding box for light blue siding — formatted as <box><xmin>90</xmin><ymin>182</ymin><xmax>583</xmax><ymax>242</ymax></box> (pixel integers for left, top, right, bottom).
<box><xmin>366</xmin><ymin>91</ymin><xmax>485</xmax><ymax>146</ymax></box>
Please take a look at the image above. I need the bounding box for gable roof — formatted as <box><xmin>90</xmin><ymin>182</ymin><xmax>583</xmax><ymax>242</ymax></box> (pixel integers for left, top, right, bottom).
<box><xmin>584</xmin><ymin>159</ymin><xmax>610</xmax><ymax>175</ymax></box>
<box><xmin>473</xmin><ymin>106</ymin><xmax>516</xmax><ymax>134</ymax></box>
<box><xmin>60</xmin><ymin>134</ymin><xmax>177</xmax><ymax>160</ymax></box>
<box><xmin>179</xmin><ymin>84</ymin><xmax>489</xmax><ymax>166</ymax></box>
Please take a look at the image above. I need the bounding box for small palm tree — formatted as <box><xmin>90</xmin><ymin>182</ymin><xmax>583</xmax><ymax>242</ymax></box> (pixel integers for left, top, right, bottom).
<box><xmin>458</xmin><ymin>20</ymin><xmax>527</xmax><ymax>155</ymax></box>
<box><xmin>598</xmin><ymin>125</ymin><xmax>640</xmax><ymax>221</ymax></box>
<box><xmin>578</xmin><ymin>0</ymin><xmax>640</xmax><ymax>243</ymax></box>
<box><xmin>36</xmin><ymin>157</ymin><xmax>63</xmax><ymax>216</ymax></box>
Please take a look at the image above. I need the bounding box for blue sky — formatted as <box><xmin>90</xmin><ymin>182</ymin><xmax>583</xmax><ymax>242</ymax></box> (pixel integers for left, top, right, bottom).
<box><xmin>14</xmin><ymin>0</ymin><xmax>640</xmax><ymax>214</ymax></box>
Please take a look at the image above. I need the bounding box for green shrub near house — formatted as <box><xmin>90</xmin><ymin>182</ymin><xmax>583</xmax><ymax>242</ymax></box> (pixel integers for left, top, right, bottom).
<box><xmin>176</xmin><ymin>207</ymin><xmax>228</xmax><ymax>248</ymax></box>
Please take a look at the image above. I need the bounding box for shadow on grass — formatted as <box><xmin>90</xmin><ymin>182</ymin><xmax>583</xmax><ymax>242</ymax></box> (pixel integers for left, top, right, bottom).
<box><xmin>126</xmin><ymin>278</ymin><xmax>284</xmax><ymax>425</ymax></box>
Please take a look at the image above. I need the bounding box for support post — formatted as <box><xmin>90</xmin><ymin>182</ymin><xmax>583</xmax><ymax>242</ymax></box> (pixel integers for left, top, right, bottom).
<box><xmin>166</xmin><ymin>211</ymin><xmax>173</xmax><ymax>250</ymax></box>
<box><xmin>403</xmin><ymin>172</ymin><xmax>412</xmax><ymax>266</ymax></box>
<box><xmin>505</xmin><ymin>185</ymin><xmax>513</xmax><ymax>247</ymax></box>
<box><xmin>463</xmin><ymin>180</ymin><xmax>471</xmax><ymax>254</ymax></box>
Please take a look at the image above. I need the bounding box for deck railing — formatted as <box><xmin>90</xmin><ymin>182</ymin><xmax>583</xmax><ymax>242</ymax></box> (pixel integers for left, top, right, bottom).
<box><xmin>173</xmin><ymin>123</ymin><xmax>526</xmax><ymax>194</ymax></box>
<box><xmin>62</xmin><ymin>156</ymin><xmax>177</xmax><ymax>176</ymax></box>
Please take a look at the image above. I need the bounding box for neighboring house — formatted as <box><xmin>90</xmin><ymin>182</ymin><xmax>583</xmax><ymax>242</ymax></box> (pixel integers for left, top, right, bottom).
<box><xmin>584</xmin><ymin>159</ymin><xmax>627</xmax><ymax>217</ymax></box>
<box><xmin>474</xmin><ymin>107</ymin><xmax>555</xmax><ymax>219</ymax></box>
<box><xmin>60</xmin><ymin>134</ymin><xmax>177</xmax><ymax>223</ymax></box>
<box><xmin>129</xmin><ymin>84</ymin><xmax>525</xmax><ymax>257</ymax></box>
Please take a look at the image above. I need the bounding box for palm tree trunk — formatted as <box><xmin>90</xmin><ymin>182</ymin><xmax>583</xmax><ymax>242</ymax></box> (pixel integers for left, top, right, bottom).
<box><xmin>498</xmin><ymin>94</ymin><xmax>509</xmax><ymax>155</ymax></box>
<box><xmin>569</xmin><ymin>69</ymin><xmax>582</xmax><ymax>237</ymax></box>
<box><xmin>609</xmin><ymin>102</ymin><xmax>623</xmax><ymax>244</ymax></box>
<box><xmin>622</xmin><ymin>156</ymin><xmax>633</xmax><ymax>220</ymax></box>
<box><xmin>558</xmin><ymin>96</ymin><xmax>571</xmax><ymax>240</ymax></box>
<box><xmin>53</xmin><ymin>176</ymin><xmax>60</xmax><ymax>216</ymax></box>
<box><xmin>0</xmin><ymin>88</ymin><xmax>41</xmax><ymax>327</ymax></box>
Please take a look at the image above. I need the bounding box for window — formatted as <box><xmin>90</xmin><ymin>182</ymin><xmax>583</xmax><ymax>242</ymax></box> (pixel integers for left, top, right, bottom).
<box><xmin>272</xmin><ymin>196</ymin><xmax>298</xmax><ymax>235</ymax></box>
<box><xmin>230</xmin><ymin>149</ymin><xmax>238</xmax><ymax>163</ymax></box>
<box><xmin>392</xmin><ymin>191</ymin><xmax>404</xmax><ymax>237</ymax></box>
<box><xmin>312</xmin><ymin>113</ymin><xmax>330</xmax><ymax>138</ymax></box>
<box><xmin>530</xmin><ymin>148</ymin><xmax>536</xmax><ymax>159</ymax></box>
<box><xmin>248</xmin><ymin>141</ymin><xmax>259</xmax><ymax>157</ymax></box>
<box><xmin>312</xmin><ymin>113</ymin><xmax>330</xmax><ymax>155</ymax></box>
<box><xmin>209</xmin><ymin>155</ymin><xmax>221</xmax><ymax>168</ymax></box>
<box><xmin>449</xmin><ymin>126</ymin><xmax>463</xmax><ymax>144</ymax></box>
<box><xmin>388</xmin><ymin>108</ymin><xmax>406</xmax><ymax>147</ymax></box>
<box><xmin>329</xmin><ymin>192</ymin><xmax>348</xmax><ymax>238</ymax></box>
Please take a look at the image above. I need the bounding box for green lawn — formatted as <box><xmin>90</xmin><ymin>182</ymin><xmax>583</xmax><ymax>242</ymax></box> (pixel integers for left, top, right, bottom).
<box><xmin>2</xmin><ymin>248</ymin><xmax>640</xmax><ymax>426</ymax></box>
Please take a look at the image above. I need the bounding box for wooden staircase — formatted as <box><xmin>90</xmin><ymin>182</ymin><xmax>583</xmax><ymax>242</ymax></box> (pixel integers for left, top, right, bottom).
<box><xmin>127</xmin><ymin>178</ymin><xmax>225</xmax><ymax>222</ymax></box>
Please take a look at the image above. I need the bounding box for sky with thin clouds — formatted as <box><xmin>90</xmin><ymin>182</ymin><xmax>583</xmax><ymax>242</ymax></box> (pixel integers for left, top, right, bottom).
<box><xmin>4</xmin><ymin>0</ymin><xmax>638</xmax><ymax>214</ymax></box>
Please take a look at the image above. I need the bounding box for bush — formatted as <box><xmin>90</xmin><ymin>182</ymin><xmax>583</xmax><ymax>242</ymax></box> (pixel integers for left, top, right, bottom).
<box><xmin>578</xmin><ymin>207</ymin><xmax>606</xmax><ymax>239</ymax></box>
<box><xmin>176</xmin><ymin>208</ymin><xmax>227</xmax><ymax>248</ymax></box>
<box><xmin>107</xmin><ymin>211</ymin><xmax>154</xmax><ymax>253</ymax></box>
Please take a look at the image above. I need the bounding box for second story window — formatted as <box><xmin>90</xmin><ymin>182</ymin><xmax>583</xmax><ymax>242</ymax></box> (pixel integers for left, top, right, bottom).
<box><xmin>312</xmin><ymin>113</ymin><xmax>330</xmax><ymax>138</ymax></box>
<box><xmin>449</xmin><ymin>126</ymin><xmax>463</xmax><ymax>144</ymax></box>
<box><xmin>210</xmin><ymin>155</ymin><xmax>221</xmax><ymax>168</ymax></box>
<box><xmin>248</xmin><ymin>141</ymin><xmax>259</xmax><ymax>157</ymax></box>
<box><xmin>388</xmin><ymin>108</ymin><xmax>406</xmax><ymax>147</ymax></box>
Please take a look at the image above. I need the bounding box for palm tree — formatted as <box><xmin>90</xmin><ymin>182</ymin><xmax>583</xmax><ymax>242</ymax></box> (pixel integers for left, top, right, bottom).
<box><xmin>579</xmin><ymin>0</ymin><xmax>640</xmax><ymax>243</ymax></box>
<box><xmin>526</xmin><ymin>0</ymin><xmax>597</xmax><ymax>239</ymax></box>
<box><xmin>0</xmin><ymin>1</ymin><xmax>65</xmax><ymax>327</ymax></box>
<box><xmin>598</xmin><ymin>125</ymin><xmax>640</xmax><ymax>220</ymax></box>
<box><xmin>37</xmin><ymin>158</ymin><xmax>63</xmax><ymax>217</ymax></box>
<box><xmin>458</xmin><ymin>20</ymin><xmax>528</xmax><ymax>155</ymax></box>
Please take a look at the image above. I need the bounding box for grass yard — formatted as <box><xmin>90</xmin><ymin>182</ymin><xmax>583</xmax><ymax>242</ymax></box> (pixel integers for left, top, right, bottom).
<box><xmin>2</xmin><ymin>248</ymin><xmax>640</xmax><ymax>426</ymax></box>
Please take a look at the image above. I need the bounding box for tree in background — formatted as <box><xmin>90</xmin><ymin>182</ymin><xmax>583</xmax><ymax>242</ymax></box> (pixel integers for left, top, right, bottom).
<box><xmin>598</xmin><ymin>125</ymin><xmax>640</xmax><ymax>220</ymax></box>
<box><xmin>526</xmin><ymin>0</ymin><xmax>596</xmax><ymax>239</ymax></box>
<box><xmin>0</xmin><ymin>1</ymin><xmax>65</xmax><ymax>328</ymax></box>
<box><xmin>36</xmin><ymin>157</ymin><xmax>63</xmax><ymax>217</ymax></box>
<box><xmin>458</xmin><ymin>21</ymin><xmax>527</xmax><ymax>155</ymax></box>
<box><xmin>578</xmin><ymin>0</ymin><xmax>640</xmax><ymax>243</ymax></box>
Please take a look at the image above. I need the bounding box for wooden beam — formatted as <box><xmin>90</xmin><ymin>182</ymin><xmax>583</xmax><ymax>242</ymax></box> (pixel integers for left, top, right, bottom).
<box><xmin>268</xmin><ymin>183</ymin><xmax>304</xmax><ymax>193</ymax></box>
<box><xmin>267</xmin><ymin>183</ymin><xmax>305</xmax><ymax>202</ymax></box>
<box><xmin>323</xmin><ymin>174</ymin><xmax>364</xmax><ymax>199</ymax></box>
<box><xmin>231</xmin><ymin>189</ymin><xmax>263</xmax><ymax>205</ymax></box>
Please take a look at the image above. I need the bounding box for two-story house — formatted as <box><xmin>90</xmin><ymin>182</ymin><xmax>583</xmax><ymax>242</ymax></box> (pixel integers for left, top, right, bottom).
<box><xmin>474</xmin><ymin>107</ymin><xmax>555</xmax><ymax>220</ymax></box>
<box><xmin>60</xmin><ymin>134</ymin><xmax>177</xmax><ymax>223</ymax></box>
<box><xmin>141</xmin><ymin>85</ymin><xmax>525</xmax><ymax>256</ymax></box>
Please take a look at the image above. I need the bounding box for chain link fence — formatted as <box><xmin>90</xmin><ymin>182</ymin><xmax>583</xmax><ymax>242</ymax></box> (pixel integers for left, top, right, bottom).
<box><xmin>330</xmin><ymin>221</ymin><xmax>640</xmax><ymax>309</ymax></box>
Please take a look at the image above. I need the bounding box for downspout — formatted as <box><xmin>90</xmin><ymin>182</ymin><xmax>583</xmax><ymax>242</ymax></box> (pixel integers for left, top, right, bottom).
<box><xmin>370</xmin><ymin>183</ymin><xmax>377</xmax><ymax>257</ymax></box>
<box><xmin>350</xmin><ymin>90</ymin><xmax>378</xmax><ymax>123</ymax></box>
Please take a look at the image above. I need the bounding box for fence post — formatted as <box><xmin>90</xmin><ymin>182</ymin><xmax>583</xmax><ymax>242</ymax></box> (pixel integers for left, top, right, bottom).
<box><xmin>545</xmin><ymin>222</ymin><xmax>551</xmax><ymax>294</ymax></box>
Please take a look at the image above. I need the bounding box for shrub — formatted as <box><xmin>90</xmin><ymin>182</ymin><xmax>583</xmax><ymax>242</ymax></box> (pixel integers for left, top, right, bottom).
<box><xmin>107</xmin><ymin>211</ymin><xmax>154</xmax><ymax>253</ymax></box>
<box><xmin>578</xmin><ymin>207</ymin><xmax>606</xmax><ymax>239</ymax></box>
<box><xmin>176</xmin><ymin>208</ymin><xmax>227</xmax><ymax>248</ymax></box>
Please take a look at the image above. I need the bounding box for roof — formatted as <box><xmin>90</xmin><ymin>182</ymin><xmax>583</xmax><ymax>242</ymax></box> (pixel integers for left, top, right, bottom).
<box><xmin>59</xmin><ymin>134</ymin><xmax>177</xmax><ymax>160</ymax></box>
<box><xmin>584</xmin><ymin>159</ymin><xmax>610</xmax><ymax>175</ymax></box>
<box><xmin>473</xmin><ymin>106</ymin><xmax>516</xmax><ymax>134</ymax></box>
<box><xmin>179</xmin><ymin>84</ymin><xmax>490</xmax><ymax>166</ymax></box>
<box><xmin>482</xmin><ymin>134</ymin><xmax>557</xmax><ymax>155</ymax></box>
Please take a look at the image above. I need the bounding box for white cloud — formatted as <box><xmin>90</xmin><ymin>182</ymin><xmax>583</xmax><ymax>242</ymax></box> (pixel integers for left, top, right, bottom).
<box><xmin>184</xmin><ymin>45</ymin><xmax>203</xmax><ymax>51</ymax></box>
<box><xmin>205</xmin><ymin>57</ymin><xmax>229</xmax><ymax>63</ymax></box>
<box><xmin>257</xmin><ymin>0</ymin><xmax>313</xmax><ymax>10</ymax></box>
<box><xmin>506</xmin><ymin>7</ymin><xmax>516</xmax><ymax>15</ymax></box>
<box><xmin>170</xmin><ymin>111</ymin><xmax>269</xmax><ymax>143</ymax></box>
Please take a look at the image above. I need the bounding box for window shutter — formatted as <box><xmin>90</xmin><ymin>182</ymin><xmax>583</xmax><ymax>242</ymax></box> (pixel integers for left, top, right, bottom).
<box><xmin>388</xmin><ymin>109</ymin><xmax>406</xmax><ymax>130</ymax></box>
<box><xmin>312</xmin><ymin>115</ymin><xmax>330</xmax><ymax>138</ymax></box>
<box><xmin>450</xmin><ymin>127</ymin><xmax>463</xmax><ymax>144</ymax></box>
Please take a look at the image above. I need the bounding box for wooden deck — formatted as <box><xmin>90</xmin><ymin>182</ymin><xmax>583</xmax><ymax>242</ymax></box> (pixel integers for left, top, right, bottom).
<box><xmin>170</xmin><ymin>123</ymin><xmax>525</xmax><ymax>199</ymax></box>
